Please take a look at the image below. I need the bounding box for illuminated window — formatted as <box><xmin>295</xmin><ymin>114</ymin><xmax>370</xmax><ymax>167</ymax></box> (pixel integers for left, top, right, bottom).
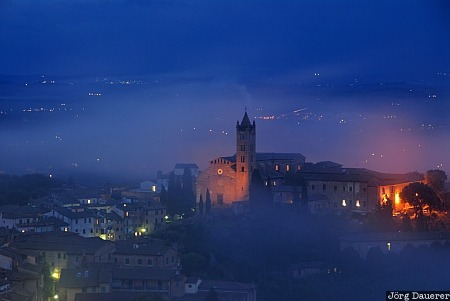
<box><xmin>297</xmin><ymin>165</ymin><xmax>301</xmax><ymax>171</ymax></box>
<box><xmin>342</xmin><ymin>199</ymin><xmax>347</xmax><ymax>207</ymax></box>
<box><xmin>275</xmin><ymin>165</ymin><xmax>279</xmax><ymax>171</ymax></box>
<box><xmin>387</xmin><ymin>242</ymin><xmax>391</xmax><ymax>251</ymax></box>
<box><xmin>87</xmin><ymin>199</ymin><xmax>91</xmax><ymax>204</ymax></box>
<box><xmin>286</xmin><ymin>164</ymin><xmax>290</xmax><ymax>172</ymax></box>
<box><xmin>356</xmin><ymin>200</ymin><xmax>361</xmax><ymax>207</ymax></box>
<box><xmin>273</xmin><ymin>181</ymin><xmax>277</xmax><ymax>186</ymax></box>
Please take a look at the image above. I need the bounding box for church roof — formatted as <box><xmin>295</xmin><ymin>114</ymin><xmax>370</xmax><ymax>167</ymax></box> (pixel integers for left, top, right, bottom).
<box><xmin>219</xmin><ymin>152</ymin><xmax>305</xmax><ymax>163</ymax></box>
<box><xmin>256</xmin><ymin>152</ymin><xmax>305</xmax><ymax>162</ymax></box>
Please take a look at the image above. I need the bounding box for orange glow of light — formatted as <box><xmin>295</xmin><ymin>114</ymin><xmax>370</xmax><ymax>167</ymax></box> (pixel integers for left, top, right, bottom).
<box><xmin>395</xmin><ymin>193</ymin><xmax>400</xmax><ymax>204</ymax></box>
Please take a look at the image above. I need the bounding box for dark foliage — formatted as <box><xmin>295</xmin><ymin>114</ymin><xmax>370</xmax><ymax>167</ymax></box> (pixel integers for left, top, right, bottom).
<box><xmin>400</xmin><ymin>182</ymin><xmax>443</xmax><ymax>216</ymax></box>
<box><xmin>205</xmin><ymin>189</ymin><xmax>211</xmax><ymax>214</ymax></box>
<box><xmin>249</xmin><ymin>169</ymin><xmax>272</xmax><ymax>210</ymax></box>
<box><xmin>198</xmin><ymin>194</ymin><xmax>204</xmax><ymax>215</ymax></box>
<box><xmin>0</xmin><ymin>173</ymin><xmax>61</xmax><ymax>205</ymax></box>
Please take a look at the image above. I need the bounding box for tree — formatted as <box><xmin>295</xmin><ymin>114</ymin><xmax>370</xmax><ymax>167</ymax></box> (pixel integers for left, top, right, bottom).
<box><xmin>181</xmin><ymin>252</ymin><xmax>208</xmax><ymax>275</ymax></box>
<box><xmin>400</xmin><ymin>182</ymin><xmax>443</xmax><ymax>216</ymax></box>
<box><xmin>249</xmin><ymin>169</ymin><xmax>272</xmax><ymax>210</ymax></box>
<box><xmin>425</xmin><ymin>169</ymin><xmax>447</xmax><ymax>198</ymax></box>
<box><xmin>182</xmin><ymin>167</ymin><xmax>196</xmax><ymax>215</ymax></box>
<box><xmin>160</xmin><ymin>185</ymin><xmax>168</xmax><ymax>207</ymax></box>
<box><xmin>167</xmin><ymin>172</ymin><xmax>181</xmax><ymax>216</ymax></box>
<box><xmin>205</xmin><ymin>189</ymin><xmax>211</xmax><ymax>214</ymax></box>
<box><xmin>283</xmin><ymin>171</ymin><xmax>308</xmax><ymax>208</ymax></box>
<box><xmin>198</xmin><ymin>194</ymin><xmax>204</xmax><ymax>215</ymax></box>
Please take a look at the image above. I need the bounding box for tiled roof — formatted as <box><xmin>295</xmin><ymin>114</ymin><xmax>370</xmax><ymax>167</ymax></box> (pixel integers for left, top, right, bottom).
<box><xmin>113</xmin><ymin>239</ymin><xmax>172</xmax><ymax>256</ymax></box>
<box><xmin>53</xmin><ymin>207</ymin><xmax>98</xmax><ymax>219</ymax></box>
<box><xmin>11</xmin><ymin>231</ymin><xmax>112</xmax><ymax>254</ymax></box>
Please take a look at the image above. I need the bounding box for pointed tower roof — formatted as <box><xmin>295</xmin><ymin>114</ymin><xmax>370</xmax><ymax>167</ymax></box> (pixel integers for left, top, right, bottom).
<box><xmin>240</xmin><ymin>112</ymin><xmax>252</xmax><ymax>127</ymax></box>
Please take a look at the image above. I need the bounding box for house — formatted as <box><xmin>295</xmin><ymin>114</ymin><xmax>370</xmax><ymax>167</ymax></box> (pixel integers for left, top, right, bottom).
<box><xmin>45</xmin><ymin>207</ymin><xmax>101</xmax><ymax>237</ymax></box>
<box><xmin>11</xmin><ymin>231</ymin><xmax>115</xmax><ymax>272</ymax></box>
<box><xmin>112</xmin><ymin>201</ymin><xmax>166</xmax><ymax>239</ymax></box>
<box><xmin>59</xmin><ymin>266</ymin><xmax>112</xmax><ymax>301</ymax></box>
<box><xmin>111</xmin><ymin>238</ymin><xmax>179</xmax><ymax>269</ymax></box>
<box><xmin>111</xmin><ymin>267</ymin><xmax>185</xmax><ymax>298</ymax></box>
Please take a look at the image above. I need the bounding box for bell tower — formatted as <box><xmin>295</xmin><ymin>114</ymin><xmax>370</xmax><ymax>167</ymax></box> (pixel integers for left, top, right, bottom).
<box><xmin>235</xmin><ymin>111</ymin><xmax>256</xmax><ymax>201</ymax></box>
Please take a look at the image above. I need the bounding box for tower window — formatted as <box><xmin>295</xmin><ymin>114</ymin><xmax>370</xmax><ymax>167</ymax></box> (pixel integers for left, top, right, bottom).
<box><xmin>240</xmin><ymin>156</ymin><xmax>245</xmax><ymax>163</ymax></box>
<box><xmin>241</xmin><ymin>167</ymin><xmax>245</xmax><ymax>172</ymax></box>
<box><xmin>240</xmin><ymin>145</ymin><xmax>246</xmax><ymax>151</ymax></box>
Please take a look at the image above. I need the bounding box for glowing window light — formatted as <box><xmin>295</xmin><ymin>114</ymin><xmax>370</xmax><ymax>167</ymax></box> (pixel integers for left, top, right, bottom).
<box><xmin>387</xmin><ymin>242</ymin><xmax>391</xmax><ymax>251</ymax></box>
<box><xmin>356</xmin><ymin>200</ymin><xmax>360</xmax><ymax>207</ymax></box>
<box><xmin>342</xmin><ymin>200</ymin><xmax>347</xmax><ymax>207</ymax></box>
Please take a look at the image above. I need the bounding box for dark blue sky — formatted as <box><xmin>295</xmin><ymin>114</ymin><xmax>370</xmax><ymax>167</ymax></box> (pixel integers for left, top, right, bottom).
<box><xmin>1</xmin><ymin>0</ymin><xmax>449</xmax><ymax>81</ymax></box>
<box><xmin>0</xmin><ymin>1</ymin><xmax>449</xmax><ymax>181</ymax></box>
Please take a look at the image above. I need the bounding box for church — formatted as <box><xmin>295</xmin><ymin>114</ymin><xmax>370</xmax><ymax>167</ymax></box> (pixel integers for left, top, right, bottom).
<box><xmin>195</xmin><ymin>111</ymin><xmax>423</xmax><ymax>215</ymax></box>
<box><xmin>195</xmin><ymin>111</ymin><xmax>306</xmax><ymax>206</ymax></box>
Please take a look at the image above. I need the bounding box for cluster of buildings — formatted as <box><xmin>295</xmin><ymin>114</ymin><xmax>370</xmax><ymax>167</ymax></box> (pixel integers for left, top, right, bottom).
<box><xmin>0</xmin><ymin>230</ymin><xmax>256</xmax><ymax>301</ymax></box>
<box><xmin>0</xmin><ymin>111</ymin><xmax>437</xmax><ymax>301</ymax></box>
<box><xmin>196</xmin><ymin>112</ymin><xmax>424</xmax><ymax>215</ymax></box>
<box><xmin>0</xmin><ymin>193</ymin><xmax>166</xmax><ymax>241</ymax></box>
